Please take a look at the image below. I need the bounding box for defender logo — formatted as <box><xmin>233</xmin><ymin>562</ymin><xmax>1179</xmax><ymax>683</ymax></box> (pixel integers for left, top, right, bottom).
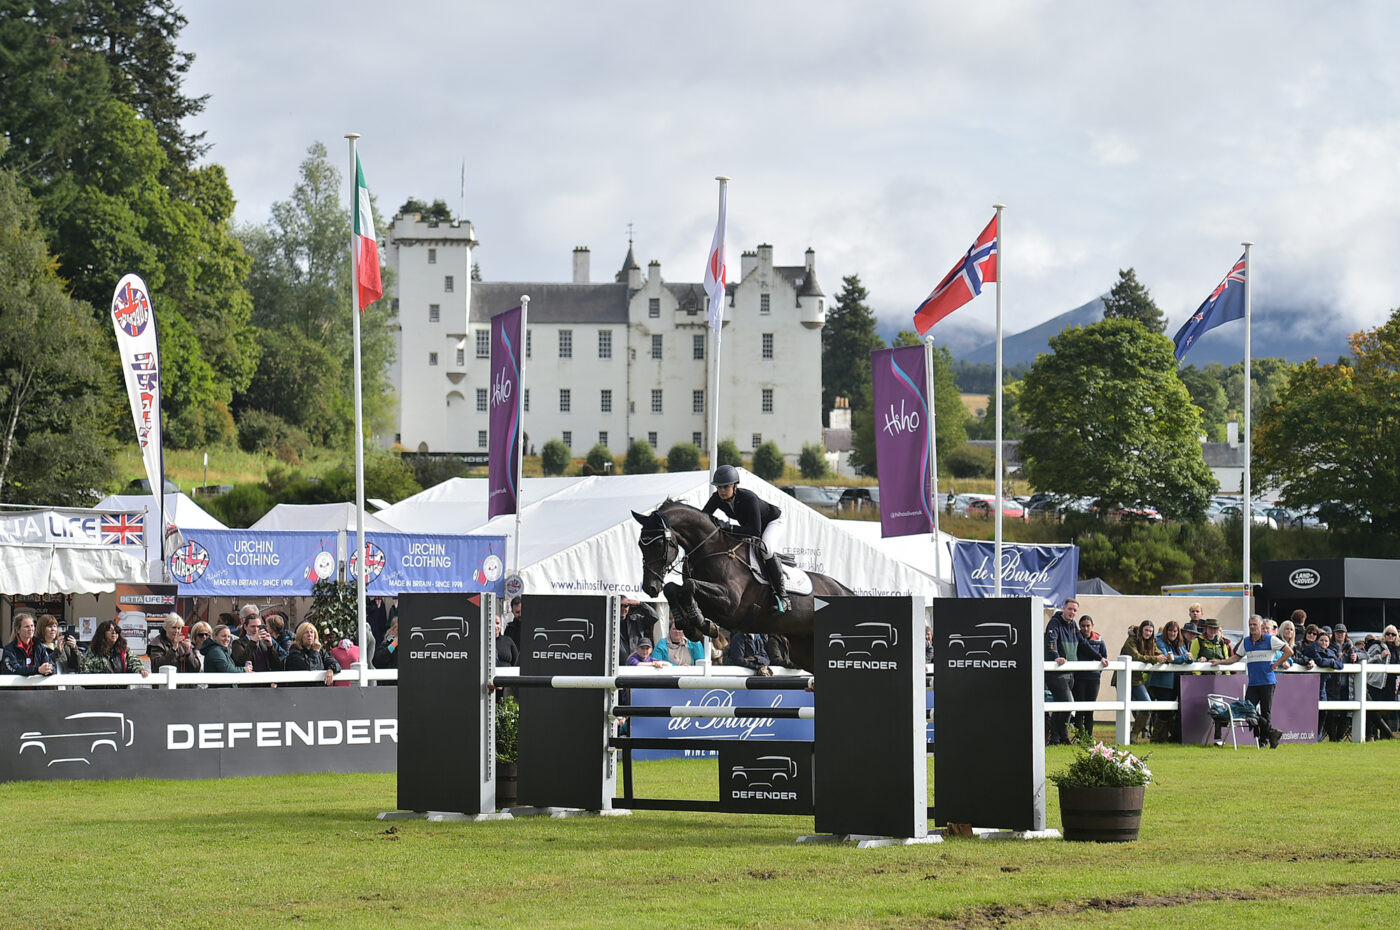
<box><xmin>827</xmin><ymin>622</ymin><xmax>898</xmax><ymax>656</ymax></box>
<box><xmin>409</xmin><ymin>616</ymin><xmax>466</xmax><ymax>650</ymax></box>
<box><xmin>20</xmin><ymin>712</ymin><xmax>135</xmax><ymax>766</ymax></box>
<box><xmin>947</xmin><ymin>622</ymin><xmax>1018</xmax><ymax>656</ymax></box>
<box><xmin>730</xmin><ymin>755</ymin><xmax>797</xmax><ymax>788</ymax></box>
<box><xmin>1289</xmin><ymin>568</ymin><xmax>1320</xmax><ymax>590</ymax></box>
<box><xmin>532</xmin><ymin>618</ymin><xmax>594</xmax><ymax>647</ymax></box>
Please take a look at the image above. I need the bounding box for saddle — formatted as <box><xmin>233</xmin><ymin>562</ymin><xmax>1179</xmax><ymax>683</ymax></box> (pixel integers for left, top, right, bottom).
<box><xmin>735</xmin><ymin>536</ymin><xmax>813</xmax><ymax>597</ymax></box>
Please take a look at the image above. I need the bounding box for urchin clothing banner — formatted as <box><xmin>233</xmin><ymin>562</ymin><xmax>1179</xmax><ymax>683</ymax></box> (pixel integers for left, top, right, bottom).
<box><xmin>871</xmin><ymin>345</ymin><xmax>933</xmax><ymax>538</ymax></box>
<box><xmin>352</xmin><ymin>534</ymin><xmax>506</xmax><ymax>596</ymax></box>
<box><xmin>952</xmin><ymin>541</ymin><xmax>1079</xmax><ymax>608</ymax></box>
<box><xmin>110</xmin><ymin>274</ymin><xmax>164</xmax><ymax>521</ymax></box>
<box><xmin>167</xmin><ymin>530</ymin><xmax>336</xmax><ymax>596</ymax></box>
<box><xmin>489</xmin><ymin>305</ymin><xmax>523</xmax><ymax>518</ymax></box>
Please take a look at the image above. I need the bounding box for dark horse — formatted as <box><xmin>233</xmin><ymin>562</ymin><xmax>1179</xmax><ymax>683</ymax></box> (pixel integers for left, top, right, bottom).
<box><xmin>632</xmin><ymin>499</ymin><xmax>853</xmax><ymax>673</ymax></box>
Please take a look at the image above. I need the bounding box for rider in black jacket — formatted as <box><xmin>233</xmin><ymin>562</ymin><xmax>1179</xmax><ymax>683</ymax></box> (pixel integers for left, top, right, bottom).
<box><xmin>701</xmin><ymin>465</ymin><xmax>790</xmax><ymax>613</ymax></box>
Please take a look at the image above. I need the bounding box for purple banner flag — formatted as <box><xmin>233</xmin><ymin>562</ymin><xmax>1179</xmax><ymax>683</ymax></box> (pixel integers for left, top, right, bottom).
<box><xmin>489</xmin><ymin>306</ymin><xmax>523</xmax><ymax>518</ymax></box>
<box><xmin>871</xmin><ymin>344</ymin><xmax>933</xmax><ymax>538</ymax></box>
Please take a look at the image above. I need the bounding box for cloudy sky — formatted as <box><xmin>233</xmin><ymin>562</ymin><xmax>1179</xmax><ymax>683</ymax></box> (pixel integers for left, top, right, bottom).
<box><xmin>181</xmin><ymin>1</ymin><xmax>1400</xmax><ymax>342</ymax></box>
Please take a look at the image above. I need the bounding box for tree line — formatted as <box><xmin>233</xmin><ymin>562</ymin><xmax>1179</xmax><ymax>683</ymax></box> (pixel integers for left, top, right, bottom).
<box><xmin>0</xmin><ymin>1</ymin><xmax>397</xmax><ymax>505</ymax></box>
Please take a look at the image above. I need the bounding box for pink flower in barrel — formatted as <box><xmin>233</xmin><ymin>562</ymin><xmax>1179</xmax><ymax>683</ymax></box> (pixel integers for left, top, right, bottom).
<box><xmin>1050</xmin><ymin>742</ymin><xmax>1152</xmax><ymax>843</ymax></box>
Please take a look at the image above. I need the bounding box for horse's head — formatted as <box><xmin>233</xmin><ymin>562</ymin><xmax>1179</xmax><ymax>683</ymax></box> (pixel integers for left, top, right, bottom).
<box><xmin>632</xmin><ymin>508</ymin><xmax>678</xmax><ymax>598</ymax></box>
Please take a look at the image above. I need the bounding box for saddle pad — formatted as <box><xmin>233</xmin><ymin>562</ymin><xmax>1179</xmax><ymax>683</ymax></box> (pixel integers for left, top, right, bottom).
<box><xmin>745</xmin><ymin>547</ymin><xmax>814</xmax><ymax>596</ymax></box>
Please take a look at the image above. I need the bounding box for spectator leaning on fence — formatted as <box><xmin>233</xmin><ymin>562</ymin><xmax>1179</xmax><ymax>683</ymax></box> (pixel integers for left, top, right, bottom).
<box><xmin>84</xmin><ymin>619</ymin><xmax>150</xmax><ymax>678</ymax></box>
<box><xmin>2</xmin><ymin>611</ymin><xmax>53</xmax><ymax>676</ymax></box>
<box><xmin>1224</xmin><ymin>614</ymin><xmax>1289</xmax><ymax>749</ymax></box>
<box><xmin>1072</xmin><ymin>614</ymin><xmax>1109</xmax><ymax>738</ymax></box>
<box><xmin>1151</xmin><ymin>620</ymin><xmax>1192</xmax><ymax>742</ymax></box>
<box><xmin>1364</xmin><ymin>632</ymin><xmax>1395</xmax><ymax>740</ymax></box>
<box><xmin>36</xmin><ymin>614</ymin><xmax>81</xmax><ymax>674</ymax></box>
<box><xmin>1120</xmin><ymin>621</ymin><xmax>1166</xmax><ymax>743</ymax></box>
<box><xmin>1191</xmin><ymin>618</ymin><xmax>1231</xmax><ymax>664</ymax></box>
<box><xmin>285</xmin><ymin>622</ymin><xmax>340</xmax><ymax>686</ymax></box>
<box><xmin>148</xmin><ymin>613</ymin><xmax>200</xmax><ymax>674</ymax></box>
<box><xmin>1043</xmin><ymin>597</ymin><xmax>1084</xmax><ymax>746</ymax></box>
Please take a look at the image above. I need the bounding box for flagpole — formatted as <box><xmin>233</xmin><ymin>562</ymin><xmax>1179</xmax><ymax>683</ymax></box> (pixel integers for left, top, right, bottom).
<box><xmin>514</xmin><ymin>295</ymin><xmax>529</xmax><ymax>577</ymax></box>
<box><xmin>992</xmin><ymin>203</ymin><xmax>1006</xmax><ymax>597</ymax></box>
<box><xmin>1241</xmin><ymin>240</ymin><xmax>1253</xmax><ymax>626</ymax></box>
<box><xmin>346</xmin><ymin>133</ymin><xmax>368</xmax><ymax>685</ymax></box>
<box><xmin>924</xmin><ymin>334</ymin><xmax>941</xmax><ymax>583</ymax></box>
<box><xmin>708</xmin><ymin>177</ymin><xmax>728</xmax><ymax>469</ymax></box>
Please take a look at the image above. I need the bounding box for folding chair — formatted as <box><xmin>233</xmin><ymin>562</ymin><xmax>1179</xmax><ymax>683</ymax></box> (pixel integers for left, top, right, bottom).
<box><xmin>1206</xmin><ymin>693</ymin><xmax>1261</xmax><ymax>750</ymax></box>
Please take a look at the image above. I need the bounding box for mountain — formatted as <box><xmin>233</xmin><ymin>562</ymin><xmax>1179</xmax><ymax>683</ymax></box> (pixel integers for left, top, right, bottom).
<box><xmin>873</xmin><ymin>315</ymin><xmax>993</xmax><ymax>356</ymax></box>
<box><xmin>954</xmin><ymin>298</ymin><xmax>1351</xmax><ymax>368</ymax></box>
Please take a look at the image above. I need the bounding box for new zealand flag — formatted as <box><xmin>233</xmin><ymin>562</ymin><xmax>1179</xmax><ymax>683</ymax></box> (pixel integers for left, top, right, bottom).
<box><xmin>1173</xmin><ymin>254</ymin><xmax>1247</xmax><ymax>361</ymax></box>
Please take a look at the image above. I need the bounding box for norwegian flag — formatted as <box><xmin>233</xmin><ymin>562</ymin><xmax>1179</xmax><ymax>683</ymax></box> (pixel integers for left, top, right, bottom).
<box><xmin>1173</xmin><ymin>253</ymin><xmax>1247</xmax><ymax>361</ymax></box>
<box><xmin>913</xmin><ymin>214</ymin><xmax>999</xmax><ymax>335</ymax></box>
<box><xmin>100</xmin><ymin>513</ymin><xmax>145</xmax><ymax>547</ymax></box>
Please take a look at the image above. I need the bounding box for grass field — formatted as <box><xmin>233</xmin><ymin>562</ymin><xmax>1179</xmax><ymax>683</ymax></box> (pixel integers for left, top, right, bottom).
<box><xmin>4</xmin><ymin>741</ymin><xmax>1398</xmax><ymax>929</ymax></box>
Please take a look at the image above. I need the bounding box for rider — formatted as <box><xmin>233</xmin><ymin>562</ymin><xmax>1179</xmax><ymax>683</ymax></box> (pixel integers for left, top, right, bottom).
<box><xmin>701</xmin><ymin>464</ymin><xmax>790</xmax><ymax>613</ymax></box>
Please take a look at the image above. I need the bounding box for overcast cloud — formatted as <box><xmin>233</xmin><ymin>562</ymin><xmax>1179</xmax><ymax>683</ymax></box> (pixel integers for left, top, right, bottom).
<box><xmin>181</xmin><ymin>0</ymin><xmax>1400</xmax><ymax>339</ymax></box>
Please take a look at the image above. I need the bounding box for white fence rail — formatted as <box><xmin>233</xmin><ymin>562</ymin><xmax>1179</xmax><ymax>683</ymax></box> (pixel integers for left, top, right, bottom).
<box><xmin>1046</xmin><ymin>658</ymin><xmax>1400</xmax><ymax>745</ymax></box>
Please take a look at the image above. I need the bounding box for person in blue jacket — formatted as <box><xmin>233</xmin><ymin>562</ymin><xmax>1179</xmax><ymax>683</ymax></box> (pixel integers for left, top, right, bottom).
<box><xmin>1071</xmin><ymin>614</ymin><xmax>1110</xmax><ymax>738</ymax></box>
<box><xmin>1150</xmin><ymin>620</ymin><xmax>1193</xmax><ymax>741</ymax></box>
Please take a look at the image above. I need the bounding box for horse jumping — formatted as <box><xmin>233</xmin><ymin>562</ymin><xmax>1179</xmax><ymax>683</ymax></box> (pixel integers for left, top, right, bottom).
<box><xmin>633</xmin><ymin>499</ymin><xmax>853</xmax><ymax>672</ymax></box>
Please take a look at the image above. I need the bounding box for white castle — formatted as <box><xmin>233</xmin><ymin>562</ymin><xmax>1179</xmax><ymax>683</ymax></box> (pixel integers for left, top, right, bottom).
<box><xmin>385</xmin><ymin>214</ymin><xmax>826</xmax><ymax>463</ymax></box>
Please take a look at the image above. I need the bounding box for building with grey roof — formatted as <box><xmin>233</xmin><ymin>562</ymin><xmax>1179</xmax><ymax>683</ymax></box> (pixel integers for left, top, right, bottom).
<box><xmin>385</xmin><ymin>215</ymin><xmax>827</xmax><ymax>463</ymax></box>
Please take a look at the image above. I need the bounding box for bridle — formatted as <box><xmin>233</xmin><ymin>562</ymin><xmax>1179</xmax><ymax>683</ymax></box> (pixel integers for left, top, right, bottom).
<box><xmin>638</xmin><ymin>507</ymin><xmax>727</xmax><ymax>582</ymax></box>
<box><xmin>639</xmin><ymin>513</ymin><xmax>681</xmax><ymax>581</ymax></box>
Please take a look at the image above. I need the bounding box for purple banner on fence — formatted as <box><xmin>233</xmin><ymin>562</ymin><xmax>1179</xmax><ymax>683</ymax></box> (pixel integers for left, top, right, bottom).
<box><xmin>1179</xmin><ymin>674</ymin><xmax>1320</xmax><ymax>745</ymax></box>
<box><xmin>488</xmin><ymin>305</ymin><xmax>522</xmax><ymax>518</ymax></box>
<box><xmin>871</xmin><ymin>345</ymin><xmax>932</xmax><ymax>538</ymax></box>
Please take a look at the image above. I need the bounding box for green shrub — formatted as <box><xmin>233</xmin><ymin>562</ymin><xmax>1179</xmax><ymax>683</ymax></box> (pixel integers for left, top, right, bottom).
<box><xmin>585</xmin><ymin>443</ymin><xmax>613</xmax><ymax>472</ymax></box>
<box><xmin>798</xmin><ymin>443</ymin><xmax>828</xmax><ymax>479</ymax></box>
<box><xmin>751</xmin><ymin>441</ymin><xmax>785</xmax><ymax>481</ymax></box>
<box><xmin>716</xmin><ymin>439</ymin><xmax>743</xmax><ymax>468</ymax></box>
<box><xmin>666</xmin><ymin>442</ymin><xmax>702</xmax><ymax>473</ymax></box>
<box><xmin>203</xmin><ymin>483</ymin><xmax>274</xmax><ymax>528</ymax></box>
<box><xmin>624</xmin><ymin>439</ymin><xmax>659</xmax><ymax>474</ymax></box>
<box><xmin>540</xmin><ymin>439</ymin><xmax>571</xmax><ymax>475</ymax></box>
<box><xmin>946</xmin><ymin>443</ymin><xmax>995</xmax><ymax>479</ymax></box>
<box><xmin>236</xmin><ymin>409</ymin><xmax>308</xmax><ymax>455</ymax></box>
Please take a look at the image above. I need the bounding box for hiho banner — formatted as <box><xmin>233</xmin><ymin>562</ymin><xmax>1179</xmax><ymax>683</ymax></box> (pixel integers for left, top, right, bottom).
<box><xmin>871</xmin><ymin>345</ymin><xmax>933</xmax><ymax>538</ymax></box>
<box><xmin>351</xmin><ymin>534</ymin><xmax>506</xmax><ymax>596</ymax></box>
<box><xmin>110</xmin><ymin>274</ymin><xmax>164</xmax><ymax>524</ymax></box>
<box><xmin>488</xmin><ymin>305</ymin><xmax>523</xmax><ymax>518</ymax></box>
<box><xmin>951</xmin><ymin>541</ymin><xmax>1079</xmax><ymax>608</ymax></box>
<box><xmin>167</xmin><ymin>530</ymin><xmax>337</xmax><ymax>597</ymax></box>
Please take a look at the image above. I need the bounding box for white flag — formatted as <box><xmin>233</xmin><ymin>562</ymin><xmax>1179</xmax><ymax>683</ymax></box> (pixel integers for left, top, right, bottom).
<box><xmin>703</xmin><ymin>185</ymin><xmax>727</xmax><ymax>331</ymax></box>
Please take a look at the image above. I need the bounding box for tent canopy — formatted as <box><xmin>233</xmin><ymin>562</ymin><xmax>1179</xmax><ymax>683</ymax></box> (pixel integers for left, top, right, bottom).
<box><xmin>0</xmin><ymin>543</ymin><xmax>148</xmax><ymax>594</ymax></box>
<box><xmin>251</xmin><ymin>502</ymin><xmax>401</xmax><ymax>534</ymax></box>
<box><xmin>380</xmin><ymin>471</ymin><xmax>946</xmax><ymax>600</ymax></box>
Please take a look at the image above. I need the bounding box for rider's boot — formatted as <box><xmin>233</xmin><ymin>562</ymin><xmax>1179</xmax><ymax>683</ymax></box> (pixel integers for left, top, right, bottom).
<box><xmin>763</xmin><ymin>555</ymin><xmax>791</xmax><ymax>614</ymax></box>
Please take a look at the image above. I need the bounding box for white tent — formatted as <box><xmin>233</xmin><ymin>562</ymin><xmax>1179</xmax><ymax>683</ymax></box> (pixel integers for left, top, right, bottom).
<box><xmin>832</xmin><ymin>519</ymin><xmax>955</xmax><ymax>587</ymax></box>
<box><xmin>96</xmin><ymin>492</ymin><xmax>227</xmax><ymax>570</ymax></box>
<box><xmin>251</xmin><ymin>502</ymin><xmax>401</xmax><ymax>534</ymax></box>
<box><xmin>0</xmin><ymin>543</ymin><xmax>149</xmax><ymax>594</ymax></box>
<box><xmin>380</xmin><ymin>470</ymin><xmax>948</xmax><ymax>600</ymax></box>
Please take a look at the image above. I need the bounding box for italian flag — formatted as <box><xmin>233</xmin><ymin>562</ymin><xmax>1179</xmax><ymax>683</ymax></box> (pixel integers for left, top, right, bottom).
<box><xmin>354</xmin><ymin>153</ymin><xmax>383</xmax><ymax>310</ymax></box>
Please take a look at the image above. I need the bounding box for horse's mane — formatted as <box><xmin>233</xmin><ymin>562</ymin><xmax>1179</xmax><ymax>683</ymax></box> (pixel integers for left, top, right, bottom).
<box><xmin>656</xmin><ymin>498</ymin><xmax>753</xmax><ymax>548</ymax></box>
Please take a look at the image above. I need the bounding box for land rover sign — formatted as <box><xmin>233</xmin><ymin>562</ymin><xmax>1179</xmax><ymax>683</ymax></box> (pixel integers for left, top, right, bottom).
<box><xmin>1289</xmin><ymin>568</ymin><xmax>1320</xmax><ymax>589</ymax></box>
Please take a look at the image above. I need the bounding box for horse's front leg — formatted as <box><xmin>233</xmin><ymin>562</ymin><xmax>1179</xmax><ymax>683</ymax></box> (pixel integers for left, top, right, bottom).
<box><xmin>663</xmin><ymin>578</ymin><xmax>733</xmax><ymax>642</ymax></box>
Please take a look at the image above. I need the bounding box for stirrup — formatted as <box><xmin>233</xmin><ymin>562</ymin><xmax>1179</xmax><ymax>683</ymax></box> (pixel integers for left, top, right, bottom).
<box><xmin>772</xmin><ymin>594</ymin><xmax>790</xmax><ymax>614</ymax></box>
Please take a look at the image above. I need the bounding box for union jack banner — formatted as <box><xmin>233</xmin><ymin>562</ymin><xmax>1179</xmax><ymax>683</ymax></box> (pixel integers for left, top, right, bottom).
<box><xmin>913</xmin><ymin>214</ymin><xmax>999</xmax><ymax>335</ymax></box>
<box><xmin>100</xmin><ymin>513</ymin><xmax>145</xmax><ymax>547</ymax></box>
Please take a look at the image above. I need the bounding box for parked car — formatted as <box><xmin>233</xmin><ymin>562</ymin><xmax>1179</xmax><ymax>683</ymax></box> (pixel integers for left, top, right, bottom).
<box><xmin>966</xmin><ymin>497</ymin><xmax>1026</xmax><ymax>520</ymax></box>
<box><xmin>951</xmin><ymin>493</ymin><xmax>995</xmax><ymax>516</ymax></box>
<box><xmin>778</xmin><ymin>485</ymin><xmax>841</xmax><ymax>512</ymax></box>
<box><xmin>838</xmin><ymin>487</ymin><xmax>880</xmax><ymax>511</ymax></box>
<box><xmin>1217</xmin><ymin>503</ymin><xmax>1278</xmax><ymax>528</ymax></box>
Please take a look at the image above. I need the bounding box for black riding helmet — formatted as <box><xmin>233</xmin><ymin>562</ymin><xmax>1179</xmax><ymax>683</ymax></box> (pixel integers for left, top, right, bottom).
<box><xmin>712</xmin><ymin>464</ymin><xmax>740</xmax><ymax>487</ymax></box>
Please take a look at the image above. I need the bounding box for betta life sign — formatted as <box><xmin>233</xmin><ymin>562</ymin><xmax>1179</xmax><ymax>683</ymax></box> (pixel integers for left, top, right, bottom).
<box><xmin>951</xmin><ymin>541</ymin><xmax>1078</xmax><ymax>608</ymax></box>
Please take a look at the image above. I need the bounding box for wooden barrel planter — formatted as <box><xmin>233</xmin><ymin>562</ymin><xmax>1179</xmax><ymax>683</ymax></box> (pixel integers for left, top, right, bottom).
<box><xmin>1057</xmin><ymin>785</ymin><xmax>1145</xmax><ymax>842</ymax></box>
<box><xmin>496</xmin><ymin>762</ymin><xmax>518</xmax><ymax>809</ymax></box>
